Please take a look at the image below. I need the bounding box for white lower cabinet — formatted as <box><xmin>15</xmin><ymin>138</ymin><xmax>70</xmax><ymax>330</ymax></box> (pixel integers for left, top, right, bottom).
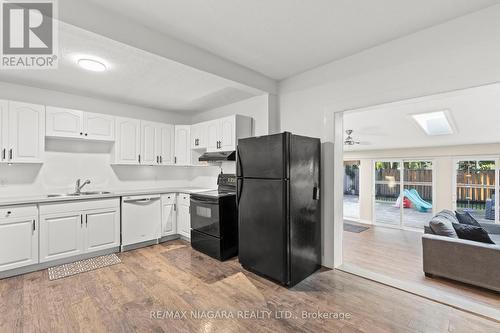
<box><xmin>177</xmin><ymin>193</ymin><xmax>191</xmax><ymax>239</ymax></box>
<box><xmin>39</xmin><ymin>199</ymin><xmax>120</xmax><ymax>263</ymax></box>
<box><xmin>0</xmin><ymin>205</ymin><xmax>38</xmax><ymax>272</ymax></box>
<box><xmin>39</xmin><ymin>213</ymin><xmax>83</xmax><ymax>262</ymax></box>
<box><xmin>84</xmin><ymin>208</ymin><xmax>120</xmax><ymax>252</ymax></box>
<box><xmin>161</xmin><ymin>193</ymin><xmax>177</xmax><ymax>237</ymax></box>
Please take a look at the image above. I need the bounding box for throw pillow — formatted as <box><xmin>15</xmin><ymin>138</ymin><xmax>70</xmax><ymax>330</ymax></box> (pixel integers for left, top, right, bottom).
<box><xmin>452</xmin><ymin>223</ymin><xmax>495</xmax><ymax>244</ymax></box>
<box><xmin>455</xmin><ymin>211</ymin><xmax>481</xmax><ymax>227</ymax></box>
<box><xmin>439</xmin><ymin>209</ymin><xmax>459</xmax><ymax>224</ymax></box>
<box><xmin>429</xmin><ymin>215</ymin><xmax>458</xmax><ymax>238</ymax></box>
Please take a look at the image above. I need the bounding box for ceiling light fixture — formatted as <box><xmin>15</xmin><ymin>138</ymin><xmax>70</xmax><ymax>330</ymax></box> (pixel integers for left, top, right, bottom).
<box><xmin>77</xmin><ymin>58</ymin><xmax>107</xmax><ymax>72</ymax></box>
<box><xmin>412</xmin><ymin>111</ymin><xmax>453</xmax><ymax>136</ymax></box>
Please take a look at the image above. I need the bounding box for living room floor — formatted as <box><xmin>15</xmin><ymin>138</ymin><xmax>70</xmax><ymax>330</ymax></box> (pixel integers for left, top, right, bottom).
<box><xmin>342</xmin><ymin>223</ymin><xmax>500</xmax><ymax>316</ymax></box>
<box><xmin>1</xmin><ymin>239</ymin><xmax>499</xmax><ymax>332</ymax></box>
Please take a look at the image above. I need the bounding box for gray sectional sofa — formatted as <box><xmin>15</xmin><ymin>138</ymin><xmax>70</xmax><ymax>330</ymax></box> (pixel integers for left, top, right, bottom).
<box><xmin>423</xmin><ymin>221</ymin><xmax>500</xmax><ymax>292</ymax></box>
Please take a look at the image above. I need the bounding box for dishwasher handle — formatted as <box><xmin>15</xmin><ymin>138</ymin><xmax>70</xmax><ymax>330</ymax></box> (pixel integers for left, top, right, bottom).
<box><xmin>123</xmin><ymin>196</ymin><xmax>160</xmax><ymax>203</ymax></box>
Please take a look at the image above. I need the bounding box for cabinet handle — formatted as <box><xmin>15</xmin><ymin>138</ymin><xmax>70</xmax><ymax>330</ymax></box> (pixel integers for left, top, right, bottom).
<box><xmin>175</xmin><ymin>156</ymin><xmax>177</xmax><ymax>164</ymax></box>
<box><xmin>160</xmin><ymin>156</ymin><xmax>162</xmax><ymax>164</ymax></box>
<box><xmin>32</xmin><ymin>219</ymin><xmax>36</xmax><ymax>232</ymax></box>
<box><xmin>1</xmin><ymin>148</ymin><xmax>5</xmax><ymax>160</ymax></box>
<box><xmin>9</xmin><ymin>148</ymin><xmax>12</xmax><ymax>160</ymax></box>
<box><xmin>80</xmin><ymin>215</ymin><xmax>83</xmax><ymax>227</ymax></box>
<box><xmin>80</xmin><ymin>132</ymin><xmax>83</xmax><ymax>136</ymax></box>
<box><xmin>174</xmin><ymin>204</ymin><xmax>176</xmax><ymax>211</ymax></box>
<box><xmin>157</xmin><ymin>156</ymin><xmax>159</xmax><ymax>164</ymax></box>
<box><xmin>138</xmin><ymin>154</ymin><xmax>141</xmax><ymax>164</ymax></box>
<box><xmin>85</xmin><ymin>215</ymin><xmax>88</xmax><ymax>226</ymax></box>
<box><xmin>85</xmin><ymin>133</ymin><xmax>88</xmax><ymax>136</ymax></box>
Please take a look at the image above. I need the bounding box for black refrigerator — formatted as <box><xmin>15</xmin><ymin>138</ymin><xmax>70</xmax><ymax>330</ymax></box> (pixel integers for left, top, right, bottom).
<box><xmin>237</xmin><ymin>132</ymin><xmax>321</xmax><ymax>286</ymax></box>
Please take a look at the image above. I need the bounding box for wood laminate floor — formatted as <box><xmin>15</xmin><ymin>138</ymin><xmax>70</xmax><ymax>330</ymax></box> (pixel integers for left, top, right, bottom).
<box><xmin>343</xmin><ymin>224</ymin><xmax>500</xmax><ymax>310</ymax></box>
<box><xmin>1</xmin><ymin>240</ymin><xmax>499</xmax><ymax>333</ymax></box>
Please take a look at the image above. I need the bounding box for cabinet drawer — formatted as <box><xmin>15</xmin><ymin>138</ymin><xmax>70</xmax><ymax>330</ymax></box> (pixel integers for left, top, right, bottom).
<box><xmin>177</xmin><ymin>193</ymin><xmax>190</xmax><ymax>205</ymax></box>
<box><xmin>161</xmin><ymin>193</ymin><xmax>176</xmax><ymax>204</ymax></box>
<box><xmin>0</xmin><ymin>205</ymin><xmax>37</xmax><ymax>221</ymax></box>
<box><xmin>40</xmin><ymin>198</ymin><xmax>119</xmax><ymax>215</ymax></box>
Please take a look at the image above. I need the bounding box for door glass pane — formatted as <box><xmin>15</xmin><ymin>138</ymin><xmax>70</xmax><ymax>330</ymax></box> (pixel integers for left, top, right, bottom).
<box><xmin>374</xmin><ymin>161</ymin><xmax>401</xmax><ymax>226</ymax></box>
<box><xmin>343</xmin><ymin>161</ymin><xmax>360</xmax><ymax>220</ymax></box>
<box><xmin>403</xmin><ymin>161</ymin><xmax>433</xmax><ymax>229</ymax></box>
<box><xmin>456</xmin><ymin>160</ymin><xmax>495</xmax><ymax>223</ymax></box>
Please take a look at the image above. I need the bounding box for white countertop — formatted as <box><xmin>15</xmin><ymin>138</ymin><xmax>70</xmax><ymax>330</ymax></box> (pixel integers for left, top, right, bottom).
<box><xmin>0</xmin><ymin>187</ymin><xmax>215</xmax><ymax>206</ymax></box>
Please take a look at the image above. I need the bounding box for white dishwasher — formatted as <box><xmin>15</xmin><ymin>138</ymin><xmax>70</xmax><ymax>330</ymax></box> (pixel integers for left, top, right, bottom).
<box><xmin>121</xmin><ymin>194</ymin><xmax>161</xmax><ymax>248</ymax></box>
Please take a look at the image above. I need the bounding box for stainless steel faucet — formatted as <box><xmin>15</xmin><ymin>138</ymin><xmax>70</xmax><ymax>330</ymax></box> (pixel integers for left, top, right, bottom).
<box><xmin>75</xmin><ymin>179</ymin><xmax>91</xmax><ymax>194</ymax></box>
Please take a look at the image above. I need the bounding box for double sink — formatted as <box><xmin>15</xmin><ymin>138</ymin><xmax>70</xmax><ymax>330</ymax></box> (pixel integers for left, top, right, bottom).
<box><xmin>47</xmin><ymin>191</ymin><xmax>112</xmax><ymax>198</ymax></box>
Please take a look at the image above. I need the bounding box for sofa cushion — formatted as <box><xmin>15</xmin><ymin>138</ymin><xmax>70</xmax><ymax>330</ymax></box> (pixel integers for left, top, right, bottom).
<box><xmin>429</xmin><ymin>214</ymin><xmax>458</xmax><ymax>238</ymax></box>
<box><xmin>455</xmin><ymin>211</ymin><xmax>481</xmax><ymax>227</ymax></box>
<box><xmin>438</xmin><ymin>210</ymin><xmax>459</xmax><ymax>224</ymax></box>
<box><xmin>452</xmin><ymin>223</ymin><xmax>495</xmax><ymax>244</ymax></box>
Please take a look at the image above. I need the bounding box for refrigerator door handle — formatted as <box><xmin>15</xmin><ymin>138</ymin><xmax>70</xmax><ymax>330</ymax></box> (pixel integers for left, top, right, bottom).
<box><xmin>236</xmin><ymin>178</ymin><xmax>243</xmax><ymax>206</ymax></box>
<box><xmin>236</xmin><ymin>147</ymin><xmax>243</xmax><ymax>177</ymax></box>
<box><xmin>313</xmin><ymin>186</ymin><xmax>320</xmax><ymax>200</ymax></box>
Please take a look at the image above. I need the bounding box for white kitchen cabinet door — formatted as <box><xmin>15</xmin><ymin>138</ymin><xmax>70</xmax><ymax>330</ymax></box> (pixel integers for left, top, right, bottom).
<box><xmin>84</xmin><ymin>208</ymin><xmax>120</xmax><ymax>252</ymax></box>
<box><xmin>174</xmin><ymin>125</ymin><xmax>190</xmax><ymax>165</ymax></box>
<box><xmin>46</xmin><ymin>107</ymin><xmax>83</xmax><ymax>139</ymax></box>
<box><xmin>158</xmin><ymin>124</ymin><xmax>175</xmax><ymax>165</ymax></box>
<box><xmin>177</xmin><ymin>193</ymin><xmax>190</xmax><ymax>238</ymax></box>
<box><xmin>84</xmin><ymin>112</ymin><xmax>115</xmax><ymax>141</ymax></box>
<box><xmin>0</xmin><ymin>101</ymin><xmax>7</xmax><ymax>162</ymax></box>
<box><xmin>220</xmin><ymin>116</ymin><xmax>236</xmax><ymax>151</ymax></box>
<box><xmin>0</xmin><ymin>217</ymin><xmax>38</xmax><ymax>272</ymax></box>
<box><xmin>114</xmin><ymin>117</ymin><xmax>141</xmax><ymax>164</ymax></box>
<box><xmin>39</xmin><ymin>213</ymin><xmax>84</xmax><ymax>263</ymax></box>
<box><xmin>191</xmin><ymin>122</ymin><xmax>208</xmax><ymax>149</ymax></box>
<box><xmin>161</xmin><ymin>203</ymin><xmax>177</xmax><ymax>236</ymax></box>
<box><xmin>8</xmin><ymin>101</ymin><xmax>45</xmax><ymax>163</ymax></box>
<box><xmin>206</xmin><ymin>120</ymin><xmax>220</xmax><ymax>152</ymax></box>
<box><xmin>141</xmin><ymin>121</ymin><xmax>158</xmax><ymax>165</ymax></box>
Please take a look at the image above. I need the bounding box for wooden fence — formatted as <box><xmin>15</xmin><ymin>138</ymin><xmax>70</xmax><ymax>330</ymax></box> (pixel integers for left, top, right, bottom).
<box><xmin>346</xmin><ymin>169</ymin><xmax>496</xmax><ymax>209</ymax></box>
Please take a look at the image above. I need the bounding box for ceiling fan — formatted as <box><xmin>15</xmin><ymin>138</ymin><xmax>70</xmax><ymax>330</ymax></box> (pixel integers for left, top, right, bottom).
<box><xmin>344</xmin><ymin>130</ymin><xmax>360</xmax><ymax>146</ymax></box>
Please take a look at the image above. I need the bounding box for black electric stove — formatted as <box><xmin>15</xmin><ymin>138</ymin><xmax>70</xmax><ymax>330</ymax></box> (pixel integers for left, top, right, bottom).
<box><xmin>190</xmin><ymin>173</ymin><xmax>238</xmax><ymax>261</ymax></box>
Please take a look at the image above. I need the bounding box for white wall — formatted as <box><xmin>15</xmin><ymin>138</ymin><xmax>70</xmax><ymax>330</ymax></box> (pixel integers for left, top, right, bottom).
<box><xmin>344</xmin><ymin>143</ymin><xmax>500</xmax><ymax>223</ymax></box>
<box><xmin>279</xmin><ymin>5</ymin><xmax>500</xmax><ymax>137</ymax></box>
<box><xmin>0</xmin><ymin>81</ymin><xmax>191</xmax><ymax>124</ymax></box>
<box><xmin>191</xmin><ymin>94</ymin><xmax>270</xmax><ymax>136</ymax></box>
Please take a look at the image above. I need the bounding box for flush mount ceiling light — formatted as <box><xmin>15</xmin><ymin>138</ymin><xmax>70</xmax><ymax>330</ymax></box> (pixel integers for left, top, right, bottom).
<box><xmin>77</xmin><ymin>58</ymin><xmax>107</xmax><ymax>72</ymax></box>
<box><xmin>412</xmin><ymin>110</ymin><xmax>454</xmax><ymax>136</ymax></box>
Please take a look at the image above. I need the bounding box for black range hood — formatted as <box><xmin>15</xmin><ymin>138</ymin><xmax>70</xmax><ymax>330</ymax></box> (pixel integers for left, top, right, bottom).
<box><xmin>199</xmin><ymin>151</ymin><xmax>236</xmax><ymax>162</ymax></box>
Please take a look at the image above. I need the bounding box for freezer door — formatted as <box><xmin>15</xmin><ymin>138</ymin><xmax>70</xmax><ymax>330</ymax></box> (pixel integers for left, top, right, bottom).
<box><xmin>237</xmin><ymin>133</ymin><xmax>289</xmax><ymax>179</ymax></box>
<box><xmin>238</xmin><ymin>178</ymin><xmax>288</xmax><ymax>284</ymax></box>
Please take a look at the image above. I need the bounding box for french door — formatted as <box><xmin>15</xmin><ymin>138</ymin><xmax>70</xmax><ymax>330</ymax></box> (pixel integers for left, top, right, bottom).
<box><xmin>373</xmin><ymin>160</ymin><xmax>434</xmax><ymax>230</ymax></box>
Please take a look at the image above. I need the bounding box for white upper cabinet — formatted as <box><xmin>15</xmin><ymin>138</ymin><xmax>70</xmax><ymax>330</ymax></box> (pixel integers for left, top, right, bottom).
<box><xmin>206</xmin><ymin>120</ymin><xmax>219</xmax><ymax>152</ymax></box>
<box><xmin>205</xmin><ymin>115</ymin><xmax>252</xmax><ymax>152</ymax></box>
<box><xmin>191</xmin><ymin>121</ymin><xmax>208</xmax><ymax>149</ymax></box>
<box><xmin>84</xmin><ymin>112</ymin><xmax>115</xmax><ymax>141</ymax></box>
<box><xmin>175</xmin><ymin>125</ymin><xmax>191</xmax><ymax>165</ymax></box>
<box><xmin>46</xmin><ymin>107</ymin><xmax>83</xmax><ymax>138</ymax></box>
<box><xmin>114</xmin><ymin>117</ymin><xmax>141</xmax><ymax>165</ymax></box>
<box><xmin>158</xmin><ymin>124</ymin><xmax>175</xmax><ymax>165</ymax></box>
<box><xmin>0</xmin><ymin>101</ymin><xmax>7</xmax><ymax>162</ymax></box>
<box><xmin>46</xmin><ymin>107</ymin><xmax>114</xmax><ymax>141</ymax></box>
<box><xmin>4</xmin><ymin>101</ymin><xmax>45</xmax><ymax>163</ymax></box>
<box><xmin>140</xmin><ymin>121</ymin><xmax>157</xmax><ymax>165</ymax></box>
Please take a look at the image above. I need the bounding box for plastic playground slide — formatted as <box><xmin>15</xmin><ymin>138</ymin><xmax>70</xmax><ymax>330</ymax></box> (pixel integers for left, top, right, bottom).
<box><xmin>394</xmin><ymin>189</ymin><xmax>432</xmax><ymax>212</ymax></box>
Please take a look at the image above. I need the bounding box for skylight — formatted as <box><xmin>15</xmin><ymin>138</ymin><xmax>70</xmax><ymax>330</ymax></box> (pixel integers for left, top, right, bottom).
<box><xmin>412</xmin><ymin>111</ymin><xmax>453</xmax><ymax>136</ymax></box>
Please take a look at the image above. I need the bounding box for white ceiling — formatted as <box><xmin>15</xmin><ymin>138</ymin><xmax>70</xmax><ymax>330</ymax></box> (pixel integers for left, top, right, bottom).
<box><xmin>344</xmin><ymin>83</ymin><xmax>500</xmax><ymax>151</ymax></box>
<box><xmin>0</xmin><ymin>22</ymin><xmax>263</xmax><ymax>113</ymax></box>
<box><xmin>86</xmin><ymin>0</ymin><xmax>499</xmax><ymax>80</ymax></box>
